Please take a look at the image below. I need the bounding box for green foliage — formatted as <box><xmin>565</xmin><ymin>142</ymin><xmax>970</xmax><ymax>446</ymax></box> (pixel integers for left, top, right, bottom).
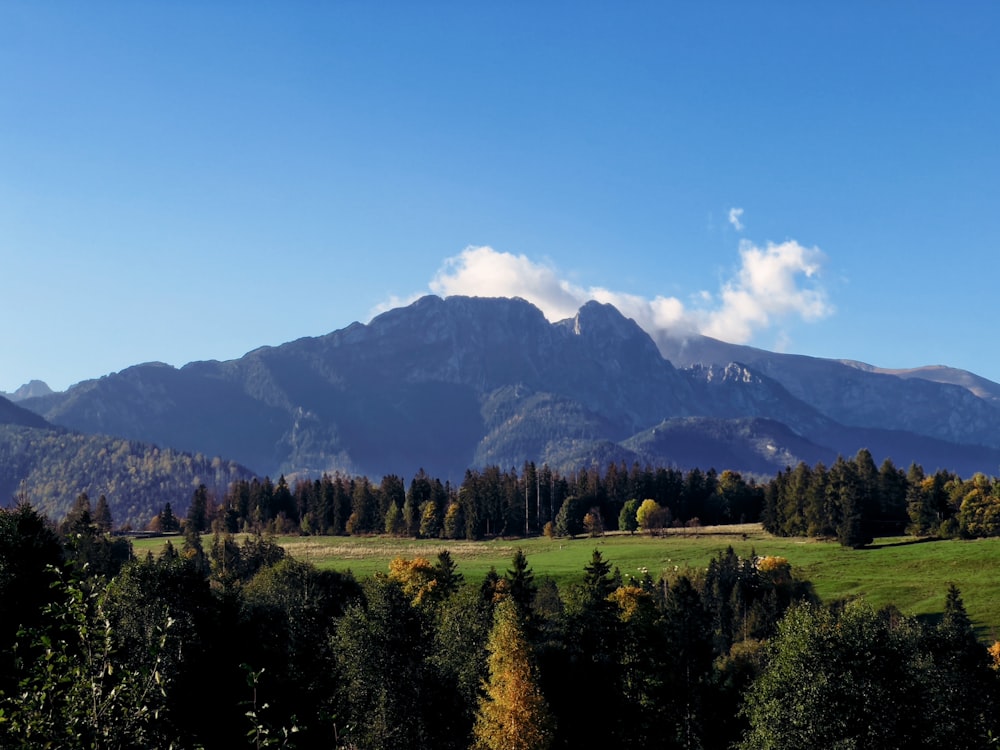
<box><xmin>764</xmin><ymin>453</ymin><xmax>908</xmax><ymax>546</ymax></box>
<box><xmin>4</xmin><ymin>504</ymin><xmax>1000</xmax><ymax>750</ymax></box>
<box><xmin>209</xmin><ymin>531</ymin><xmax>287</xmax><ymax>587</ymax></box>
<box><xmin>553</xmin><ymin>496</ymin><xmax>587</xmax><ymax>537</ymax></box>
<box><xmin>186</xmin><ymin>484</ymin><xmax>210</xmax><ymax>534</ymax></box>
<box><xmin>242</xmin><ymin>559</ymin><xmax>360</xmax><ymax>746</ymax></box>
<box><xmin>739</xmin><ymin>598</ymin><xmax>1000</xmax><ymax>750</ymax></box>
<box><xmin>383</xmin><ymin>502</ymin><xmax>404</xmax><ymax>536</ymax></box>
<box><xmin>59</xmin><ymin>493</ymin><xmax>134</xmax><ymax>578</ymax></box>
<box><xmin>429</xmin><ymin>585</ymin><xmax>493</xmax><ymax>746</ymax></box>
<box><xmin>333</xmin><ymin>576</ymin><xmax>433</xmax><ymax>750</ymax></box>
<box><xmin>0</xmin><ymin>571</ymin><xmax>174</xmax><ymax>749</ymax></box>
<box><xmin>618</xmin><ymin>498</ymin><xmax>640</xmax><ymax>534</ymax></box>
<box><xmin>0</xmin><ymin>501</ymin><xmax>65</xmax><ymax>701</ymax></box>
<box><xmin>433</xmin><ymin>549</ymin><xmax>464</xmax><ymax>599</ymax></box>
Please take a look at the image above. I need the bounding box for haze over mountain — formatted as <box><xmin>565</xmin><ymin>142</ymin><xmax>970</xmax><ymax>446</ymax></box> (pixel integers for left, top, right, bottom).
<box><xmin>0</xmin><ymin>392</ymin><xmax>254</xmax><ymax>528</ymax></box>
<box><xmin>15</xmin><ymin>296</ymin><xmax>1000</xmax><ymax>490</ymax></box>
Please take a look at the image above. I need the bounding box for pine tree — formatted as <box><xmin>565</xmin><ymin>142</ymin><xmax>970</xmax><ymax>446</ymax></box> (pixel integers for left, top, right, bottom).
<box><xmin>93</xmin><ymin>494</ymin><xmax>114</xmax><ymax>534</ymax></box>
<box><xmin>505</xmin><ymin>548</ymin><xmax>537</xmax><ymax>619</ymax></box>
<box><xmin>433</xmin><ymin>549</ymin><xmax>464</xmax><ymax>599</ymax></box>
<box><xmin>186</xmin><ymin>484</ymin><xmax>209</xmax><ymax>533</ymax></box>
<box><xmin>61</xmin><ymin>492</ymin><xmax>93</xmax><ymax>536</ymax></box>
<box><xmin>159</xmin><ymin>502</ymin><xmax>180</xmax><ymax>533</ymax></box>
<box><xmin>472</xmin><ymin>597</ymin><xmax>553</xmax><ymax>750</ymax></box>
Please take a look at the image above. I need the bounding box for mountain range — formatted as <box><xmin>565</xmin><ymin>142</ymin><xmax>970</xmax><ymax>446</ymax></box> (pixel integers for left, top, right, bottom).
<box><xmin>8</xmin><ymin>295</ymin><xmax>1000</xmax><ymax>516</ymax></box>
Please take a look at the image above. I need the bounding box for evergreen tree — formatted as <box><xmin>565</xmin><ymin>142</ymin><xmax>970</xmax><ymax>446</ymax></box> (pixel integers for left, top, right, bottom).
<box><xmin>661</xmin><ymin>575</ymin><xmax>715</xmax><ymax>748</ymax></box>
<box><xmin>905</xmin><ymin>463</ymin><xmax>936</xmax><ymax>535</ymax></box>
<box><xmin>504</xmin><ymin>548</ymin><xmax>537</xmax><ymax>618</ymax></box>
<box><xmin>433</xmin><ymin>549</ymin><xmax>464</xmax><ymax>599</ymax></box>
<box><xmin>93</xmin><ymin>494</ymin><xmax>113</xmax><ymax>534</ymax></box>
<box><xmin>61</xmin><ymin>492</ymin><xmax>94</xmax><ymax>537</ymax></box>
<box><xmin>0</xmin><ymin>502</ymin><xmax>64</xmax><ymax>701</ymax></box>
<box><xmin>186</xmin><ymin>484</ymin><xmax>209</xmax><ymax>534</ymax></box>
<box><xmin>158</xmin><ymin>502</ymin><xmax>180</xmax><ymax>533</ymax></box>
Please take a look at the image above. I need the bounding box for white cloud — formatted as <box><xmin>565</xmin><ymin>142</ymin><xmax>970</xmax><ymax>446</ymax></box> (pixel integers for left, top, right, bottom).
<box><xmin>428</xmin><ymin>246</ymin><xmax>584</xmax><ymax>321</ymax></box>
<box><xmin>728</xmin><ymin>207</ymin><xmax>745</xmax><ymax>231</ymax></box>
<box><xmin>701</xmin><ymin>239</ymin><xmax>831</xmax><ymax>342</ymax></box>
<box><xmin>396</xmin><ymin>240</ymin><xmax>832</xmax><ymax>351</ymax></box>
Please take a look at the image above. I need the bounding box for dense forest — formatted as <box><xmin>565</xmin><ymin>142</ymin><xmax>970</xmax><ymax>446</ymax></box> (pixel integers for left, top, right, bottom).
<box><xmin>151</xmin><ymin>450</ymin><xmax>1000</xmax><ymax>550</ymax></box>
<box><xmin>2</xmin><ymin>498</ymin><xmax>999</xmax><ymax>749</ymax></box>
<box><xmin>152</xmin><ymin>462</ymin><xmax>764</xmax><ymax>545</ymax></box>
<box><xmin>762</xmin><ymin>448</ymin><xmax>1000</xmax><ymax>545</ymax></box>
<box><xmin>6</xmin><ymin>450</ymin><xmax>1000</xmax><ymax>747</ymax></box>
<box><xmin>0</xmin><ymin>424</ymin><xmax>253</xmax><ymax>527</ymax></box>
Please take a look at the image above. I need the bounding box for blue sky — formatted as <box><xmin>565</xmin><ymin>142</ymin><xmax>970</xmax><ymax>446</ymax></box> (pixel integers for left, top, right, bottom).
<box><xmin>2</xmin><ymin>2</ymin><xmax>998</xmax><ymax>393</ymax></box>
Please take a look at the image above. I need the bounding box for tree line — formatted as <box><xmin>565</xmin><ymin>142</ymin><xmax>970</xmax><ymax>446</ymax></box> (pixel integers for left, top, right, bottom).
<box><xmin>762</xmin><ymin>448</ymin><xmax>1000</xmax><ymax>547</ymax></box>
<box><xmin>150</xmin><ymin>450</ymin><xmax>1000</xmax><ymax>550</ymax></box>
<box><xmin>2</xmin><ymin>500</ymin><xmax>999</xmax><ymax>749</ymax></box>
<box><xmin>156</xmin><ymin>463</ymin><xmax>766</xmax><ymax>542</ymax></box>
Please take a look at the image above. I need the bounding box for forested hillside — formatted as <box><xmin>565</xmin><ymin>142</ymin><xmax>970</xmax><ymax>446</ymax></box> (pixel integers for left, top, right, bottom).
<box><xmin>0</xmin><ymin>424</ymin><xmax>254</xmax><ymax>528</ymax></box>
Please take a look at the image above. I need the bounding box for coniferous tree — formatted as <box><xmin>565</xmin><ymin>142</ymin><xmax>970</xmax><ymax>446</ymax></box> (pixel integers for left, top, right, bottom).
<box><xmin>504</xmin><ymin>548</ymin><xmax>537</xmax><ymax>620</ymax></box>
<box><xmin>186</xmin><ymin>484</ymin><xmax>209</xmax><ymax>534</ymax></box>
<box><xmin>61</xmin><ymin>492</ymin><xmax>93</xmax><ymax>537</ymax></box>
<box><xmin>433</xmin><ymin>549</ymin><xmax>464</xmax><ymax>599</ymax></box>
<box><xmin>93</xmin><ymin>494</ymin><xmax>113</xmax><ymax>534</ymax></box>
<box><xmin>472</xmin><ymin>597</ymin><xmax>553</xmax><ymax>750</ymax></box>
<box><xmin>158</xmin><ymin>501</ymin><xmax>180</xmax><ymax>533</ymax></box>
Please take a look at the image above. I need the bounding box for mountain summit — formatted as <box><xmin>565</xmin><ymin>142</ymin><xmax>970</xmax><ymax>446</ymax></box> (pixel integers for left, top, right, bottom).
<box><xmin>19</xmin><ymin>295</ymin><xmax>1000</xmax><ymax>480</ymax></box>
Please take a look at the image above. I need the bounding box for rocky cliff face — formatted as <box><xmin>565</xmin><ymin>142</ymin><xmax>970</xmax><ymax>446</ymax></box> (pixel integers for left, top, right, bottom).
<box><xmin>2</xmin><ymin>380</ymin><xmax>53</xmax><ymax>402</ymax></box>
<box><xmin>19</xmin><ymin>295</ymin><xmax>1000</xmax><ymax>480</ymax></box>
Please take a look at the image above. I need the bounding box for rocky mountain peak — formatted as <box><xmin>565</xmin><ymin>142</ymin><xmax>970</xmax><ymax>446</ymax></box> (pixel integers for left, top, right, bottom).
<box><xmin>7</xmin><ymin>380</ymin><xmax>54</xmax><ymax>402</ymax></box>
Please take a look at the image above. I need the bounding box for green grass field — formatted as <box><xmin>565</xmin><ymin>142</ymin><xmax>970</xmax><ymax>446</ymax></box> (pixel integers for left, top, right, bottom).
<box><xmin>132</xmin><ymin>525</ymin><xmax>1000</xmax><ymax>639</ymax></box>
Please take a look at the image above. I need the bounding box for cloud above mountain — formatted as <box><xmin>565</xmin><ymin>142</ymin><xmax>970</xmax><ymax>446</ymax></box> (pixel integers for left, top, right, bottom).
<box><xmin>378</xmin><ymin>240</ymin><xmax>833</xmax><ymax>350</ymax></box>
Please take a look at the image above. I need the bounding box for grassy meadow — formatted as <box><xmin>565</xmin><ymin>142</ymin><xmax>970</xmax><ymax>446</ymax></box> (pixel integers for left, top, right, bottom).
<box><xmin>132</xmin><ymin>525</ymin><xmax>1000</xmax><ymax>639</ymax></box>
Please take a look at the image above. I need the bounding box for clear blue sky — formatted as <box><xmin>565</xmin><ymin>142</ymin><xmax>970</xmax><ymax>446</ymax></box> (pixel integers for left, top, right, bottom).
<box><xmin>2</xmin><ymin>2</ymin><xmax>998</xmax><ymax>393</ymax></box>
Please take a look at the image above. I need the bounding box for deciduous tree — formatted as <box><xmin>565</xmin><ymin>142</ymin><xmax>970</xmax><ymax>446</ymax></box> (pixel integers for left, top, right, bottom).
<box><xmin>471</xmin><ymin>597</ymin><xmax>553</xmax><ymax>750</ymax></box>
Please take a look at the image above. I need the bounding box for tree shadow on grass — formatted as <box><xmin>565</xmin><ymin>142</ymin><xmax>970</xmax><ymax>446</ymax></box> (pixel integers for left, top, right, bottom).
<box><xmin>862</xmin><ymin>536</ymin><xmax>941</xmax><ymax>550</ymax></box>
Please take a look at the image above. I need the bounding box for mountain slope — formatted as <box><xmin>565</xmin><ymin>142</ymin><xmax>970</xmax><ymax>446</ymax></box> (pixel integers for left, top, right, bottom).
<box><xmin>657</xmin><ymin>333</ymin><xmax>1000</xmax><ymax>450</ymax></box>
<box><xmin>0</xmin><ymin>423</ymin><xmax>256</xmax><ymax>527</ymax></box>
<box><xmin>19</xmin><ymin>295</ymin><xmax>1000</xmax><ymax>484</ymax></box>
<box><xmin>0</xmin><ymin>394</ymin><xmax>51</xmax><ymax>430</ymax></box>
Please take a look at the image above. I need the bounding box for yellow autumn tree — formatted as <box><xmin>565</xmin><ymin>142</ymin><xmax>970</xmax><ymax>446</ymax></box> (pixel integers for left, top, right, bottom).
<box><xmin>387</xmin><ymin>556</ymin><xmax>438</xmax><ymax>605</ymax></box>
<box><xmin>988</xmin><ymin>640</ymin><xmax>1000</xmax><ymax>671</ymax></box>
<box><xmin>472</xmin><ymin>597</ymin><xmax>554</xmax><ymax>750</ymax></box>
<box><xmin>635</xmin><ymin>498</ymin><xmax>662</xmax><ymax>533</ymax></box>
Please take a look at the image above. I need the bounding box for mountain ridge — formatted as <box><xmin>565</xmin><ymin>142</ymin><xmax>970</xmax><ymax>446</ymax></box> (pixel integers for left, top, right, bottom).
<box><xmin>15</xmin><ymin>295</ymin><xmax>1000</xmax><ymax>490</ymax></box>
